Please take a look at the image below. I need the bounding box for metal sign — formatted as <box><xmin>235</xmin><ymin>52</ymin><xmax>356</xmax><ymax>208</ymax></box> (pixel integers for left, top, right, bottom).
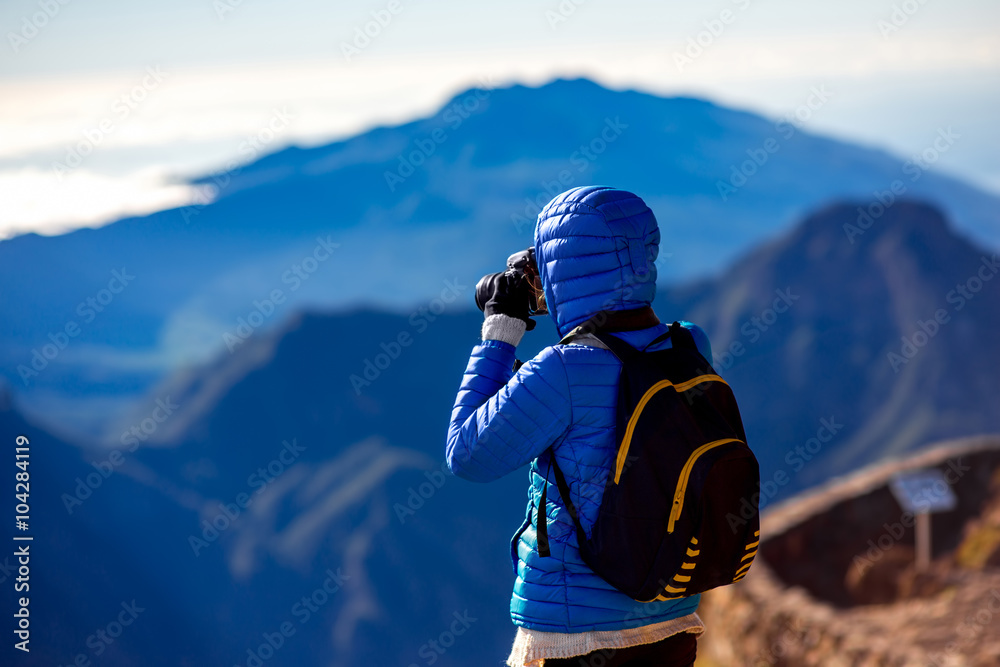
<box><xmin>889</xmin><ymin>468</ymin><xmax>958</xmax><ymax>514</ymax></box>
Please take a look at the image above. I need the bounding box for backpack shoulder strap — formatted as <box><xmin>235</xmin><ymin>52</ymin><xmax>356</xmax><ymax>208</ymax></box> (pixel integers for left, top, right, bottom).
<box><xmin>648</xmin><ymin>321</ymin><xmax>696</xmax><ymax>352</ymax></box>
<box><xmin>558</xmin><ymin>329</ymin><xmax>643</xmax><ymax>365</ymax></box>
<box><xmin>558</xmin><ymin>332</ymin><xmax>610</xmax><ymax>350</ymax></box>
<box><xmin>558</xmin><ymin>307</ymin><xmax>659</xmax><ymax>344</ymax></box>
<box><xmin>565</xmin><ymin>324</ymin><xmax>692</xmax><ymax>361</ymax></box>
<box><xmin>590</xmin><ymin>331</ymin><xmax>641</xmax><ymax>363</ymax></box>
<box><xmin>536</xmin><ymin>454</ymin><xmax>585</xmax><ymax>557</ymax></box>
<box><xmin>560</xmin><ymin>312</ymin><xmax>695</xmax><ymax>358</ymax></box>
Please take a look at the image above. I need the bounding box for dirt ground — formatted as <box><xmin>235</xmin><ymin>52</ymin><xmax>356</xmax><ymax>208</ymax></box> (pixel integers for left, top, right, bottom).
<box><xmin>696</xmin><ymin>437</ymin><xmax>1000</xmax><ymax>666</ymax></box>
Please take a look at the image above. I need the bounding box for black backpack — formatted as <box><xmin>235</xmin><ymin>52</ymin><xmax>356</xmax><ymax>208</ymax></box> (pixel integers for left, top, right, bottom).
<box><xmin>536</xmin><ymin>313</ymin><xmax>760</xmax><ymax>602</ymax></box>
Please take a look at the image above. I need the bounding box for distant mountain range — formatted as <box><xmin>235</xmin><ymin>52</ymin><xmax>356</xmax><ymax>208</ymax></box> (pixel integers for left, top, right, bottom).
<box><xmin>2</xmin><ymin>78</ymin><xmax>999</xmax><ymax>439</ymax></box>
<box><xmin>5</xmin><ymin>196</ymin><xmax>996</xmax><ymax>665</ymax></box>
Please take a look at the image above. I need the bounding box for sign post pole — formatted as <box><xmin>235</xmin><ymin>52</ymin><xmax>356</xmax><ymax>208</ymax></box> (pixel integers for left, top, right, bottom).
<box><xmin>915</xmin><ymin>511</ymin><xmax>931</xmax><ymax>572</ymax></box>
<box><xmin>888</xmin><ymin>468</ymin><xmax>957</xmax><ymax>574</ymax></box>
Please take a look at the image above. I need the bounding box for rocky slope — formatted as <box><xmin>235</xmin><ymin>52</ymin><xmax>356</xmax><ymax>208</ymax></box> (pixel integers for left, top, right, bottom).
<box><xmin>697</xmin><ymin>435</ymin><xmax>1000</xmax><ymax>666</ymax></box>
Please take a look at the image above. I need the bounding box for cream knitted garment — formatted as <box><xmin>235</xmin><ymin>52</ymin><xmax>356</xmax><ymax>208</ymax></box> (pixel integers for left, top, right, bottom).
<box><xmin>506</xmin><ymin>612</ymin><xmax>705</xmax><ymax>666</ymax></box>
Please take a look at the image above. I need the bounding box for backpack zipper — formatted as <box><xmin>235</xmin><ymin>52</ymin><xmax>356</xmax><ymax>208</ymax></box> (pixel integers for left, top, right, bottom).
<box><xmin>613</xmin><ymin>374</ymin><xmax>729</xmax><ymax>484</ymax></box>
<box><xmin>667</xmin><ymin>438</ymin><xmax>743</xmax><ymax>533</ymax></box>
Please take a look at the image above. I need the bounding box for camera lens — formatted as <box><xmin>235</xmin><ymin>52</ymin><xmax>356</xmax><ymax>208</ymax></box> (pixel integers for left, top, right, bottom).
<box><xmin>475</xmin><ymin>272</ymin><xmax>504</xmax><ymax>312</ymax></box>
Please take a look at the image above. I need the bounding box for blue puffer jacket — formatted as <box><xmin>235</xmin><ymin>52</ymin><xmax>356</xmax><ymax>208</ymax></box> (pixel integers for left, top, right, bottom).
<box><xmin>446</xmin><ymin>186</ymin><xmax>713</xmax><ymax>632</ymax></box>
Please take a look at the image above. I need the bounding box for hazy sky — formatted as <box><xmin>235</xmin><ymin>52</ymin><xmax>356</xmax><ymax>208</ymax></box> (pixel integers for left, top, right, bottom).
<box><xmin>1</xmin><ymin>0</ymin><xmax>998</xmax><ymax>237</ymax></box>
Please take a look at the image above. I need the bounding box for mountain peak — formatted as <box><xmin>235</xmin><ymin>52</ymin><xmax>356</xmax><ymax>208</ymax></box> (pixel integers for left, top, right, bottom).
<box><xmin>447</xmin><ymin>76</ymin><xmax>611</xmax><ymax>101</ymax></box>
<box><xmin>755</xmin><ymin>198</ymin><xmax>977</xmax><ymax>279</ymax></box>
<box><xmin>805</xmin><ymin>198</ymin><xmax>951</xmax><ymax>245</ymax></box>
<box><xmin>509</xmin><ymin>76</ymin><xmax>609</xmax><ymax>93</ymax></box>
<box><xmin>436</xmin><ymin>75</ymin><xmax>716</xmax><ymax>125</ymax></box>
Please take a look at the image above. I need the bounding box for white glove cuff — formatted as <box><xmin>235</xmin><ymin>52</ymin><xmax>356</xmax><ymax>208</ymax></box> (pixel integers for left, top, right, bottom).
<box><xmin>481</xmin><ymin>314</ymin><xmax>527</xmax><ymax>346</ymax></box>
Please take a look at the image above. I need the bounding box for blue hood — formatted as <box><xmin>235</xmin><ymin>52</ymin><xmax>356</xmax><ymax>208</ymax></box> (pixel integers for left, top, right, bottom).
<box><xmin>533</xmin><ymin>185</ymin><xmax>660</xmax><ymax>337</ymax></box>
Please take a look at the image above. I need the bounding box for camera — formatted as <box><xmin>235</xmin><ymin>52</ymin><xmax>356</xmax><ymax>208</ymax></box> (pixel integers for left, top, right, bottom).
<box><xmin>475</xmin><ymin>247</ymin><xmax>548</xmax><ymax>316</ymax></box>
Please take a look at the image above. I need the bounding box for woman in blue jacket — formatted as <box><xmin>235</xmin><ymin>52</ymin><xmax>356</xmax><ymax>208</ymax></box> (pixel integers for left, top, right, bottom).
<box><xmin>446</xmin><ymin>186</ymin><xmax>712</xmax><ymax>666</ymax></box>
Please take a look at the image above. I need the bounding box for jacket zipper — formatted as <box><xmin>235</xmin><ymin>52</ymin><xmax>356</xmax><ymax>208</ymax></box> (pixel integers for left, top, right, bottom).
<box><xmin>667</xmin><ymin>438</ymin><xmax>743</xmax><ymax>533</ymax></box>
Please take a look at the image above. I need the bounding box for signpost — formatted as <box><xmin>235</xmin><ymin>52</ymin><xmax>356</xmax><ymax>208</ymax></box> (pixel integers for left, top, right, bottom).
<box><xmin>888</xmin><ymin>468</ymin><xmax>958</xmax><ymax>571</ymax></box>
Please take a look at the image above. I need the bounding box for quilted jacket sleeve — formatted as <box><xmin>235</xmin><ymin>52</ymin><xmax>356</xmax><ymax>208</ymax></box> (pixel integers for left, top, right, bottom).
<box><xmin>446</xmin><ymin>340</ymin><xmax>572</xmax><ymax>483</ymax></box>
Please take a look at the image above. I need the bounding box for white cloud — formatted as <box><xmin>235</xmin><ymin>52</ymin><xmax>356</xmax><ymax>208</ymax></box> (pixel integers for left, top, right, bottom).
<box><xmin>0</xmin><ymin>166</ymin><xmax>206</xmax><ymax>239</ymax></box>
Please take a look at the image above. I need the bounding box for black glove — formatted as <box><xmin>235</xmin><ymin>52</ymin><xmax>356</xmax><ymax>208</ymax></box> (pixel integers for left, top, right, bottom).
<box><xmin>484</xmin><ymin>274</ymin><xmax>537</xmax><ymax>331</ymax></box>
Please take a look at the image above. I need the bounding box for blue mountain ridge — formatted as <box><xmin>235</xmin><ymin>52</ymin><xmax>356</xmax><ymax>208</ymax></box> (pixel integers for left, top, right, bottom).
<box><xmin>2</xmin><ymin>78</ymin><xmax>999</xmax><ymax>442</ymax></box>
